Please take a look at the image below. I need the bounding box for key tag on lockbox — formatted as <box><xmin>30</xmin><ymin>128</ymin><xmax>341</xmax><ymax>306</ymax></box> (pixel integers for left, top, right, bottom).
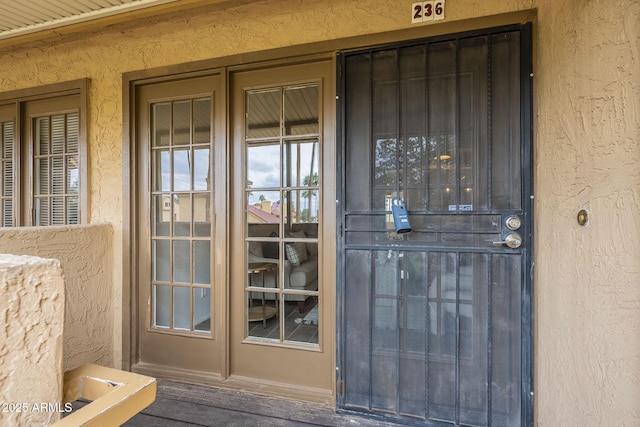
<box><xmin>391</xmin><ymin>197</ymin><xmax>412</xmax><ymax>234</ymax></box>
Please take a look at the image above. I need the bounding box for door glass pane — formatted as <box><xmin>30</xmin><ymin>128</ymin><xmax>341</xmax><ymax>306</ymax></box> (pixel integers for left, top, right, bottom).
<box><xmin>174</xmin><ymin>194</ymin><xmax>191</xmax><ymax>237</ymax></box>
<box><xmin>153</xmin><ymin>103</ymin><xmax>170</xmax><ymax>147</ymax></box>
<box><xmin>246</xmin><ymin>89</ymin><xmax>280</xmax><ymax>139</ymax></box>
<box><xmin>173</xmin><ymin>286</ymin><xmax>190</xmax><ymax>330</ymax></box>
<box><xmin>194</xmin><ymin>288</ymin><xmax>211</xmax><ymax>332</ymax></box>
<box><xmin>247</xmin><ymin>143</ymin><xmax>280</xmax><ymax>188</ymax></box>
<box><xmin>150</xmin><ymin>96</ymin><xmax>213</xmax><ymax>335</ymax></box>
<box><xmin>173</xmin><ymin>149</ymin><xmax>191</xmax><ymax>191</ymax></box>
<box><xmin>244</xmin><ymin>82</ymin><xmax>322</xmax><ymax>347</ymax></box>
<box><xmin>246</xmin><ymin>287</ymin><xmax>279</xmax><ymax>341</ymax></box>
<box><xmin>193</xmin><ymin>99</ymin><xmax>211</xmax><ymax>144</ymax></box>
<box><xmin>153</xmin><ymin>240</ymin><xmax>170</xmax><ymax>282</ymax></box>
<box><xmin>284</xmin><ymin>297</ymin><xmax>318</xmax><ymax>344</ymax></box>
<box><xmin>153</xmin><ymin>195</ymin><xmax>171</xmax><ymax>237</ymax></box>
<box><xmin>247</xmin><ymin>190</ymin><xmax>280</xmax><ymax>238</ymax></box>
<box><xmin>246</xmin><ymin>258</ymin><xmax>281</xmax><ymax>341</ymax></box>
<box><xmin>194</xmin><ymin>193</ymin><xmax>211</xmax><ymax>237</ymax></box>
<box><xmin>283</xmin><ymin>241</ymin><xmax>314</xmax><ymax>291</ymax></box>
<box><xmin>283</xmin><ymin>190</ymin><xmax>319</xmax><ymax>226</ymax></box>
<box><xmin>284</xmin><ymin>85</ymin><xmax>318</xmax><ymax>135</ymax></box>
<box><xmin>153</xmin><ymin>284</ymin><xmax>170</xmax><ymax>328</ymax></box>
<box><xmin>173</xmin><ymin>240</ymin><xmax>190</xmax><ymax>283</ymax></box>
<box><xmin>173</xmin><ymin>101</ymin><xmax>190</xmax><ymax>145</ymax></box>
<box><xmin>193</xmin><ymin>241</ymin><xmax>210</xmax><ymax>284</ymax></box>
<box><xmin>284</xmin><ymin>140</ymin><xmax>319</xmax><ymax>188</ymax></box>
<box><xmin>193</xmin><ymin>148</ymin><xmax>210</xmax><ymax>190</ymax></box>
<box><xmin>153</xmin><ymin>150</ymin><xmax>170</xmax><ymax>192</ymax></box>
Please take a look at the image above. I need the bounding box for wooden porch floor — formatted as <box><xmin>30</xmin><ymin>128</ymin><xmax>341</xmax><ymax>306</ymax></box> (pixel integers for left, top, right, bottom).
<box><xmin>121</xmin><ymin>380</ymin><xmax>406</xmax><ymax>427</ymax></box>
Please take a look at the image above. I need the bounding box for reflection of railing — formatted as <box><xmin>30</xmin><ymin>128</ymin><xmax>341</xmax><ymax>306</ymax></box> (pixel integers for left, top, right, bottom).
<box><xmin>52</xmin><ymin>364</ymin><xmax>156</xmax><ymax>427</ymax></box>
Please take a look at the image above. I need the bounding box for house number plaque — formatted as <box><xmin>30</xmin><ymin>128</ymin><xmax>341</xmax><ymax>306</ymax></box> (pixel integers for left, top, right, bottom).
<box><xmin>411</xmin><ymin>1</ymin><xmax>446</xmax><ymax>24</ymax></box>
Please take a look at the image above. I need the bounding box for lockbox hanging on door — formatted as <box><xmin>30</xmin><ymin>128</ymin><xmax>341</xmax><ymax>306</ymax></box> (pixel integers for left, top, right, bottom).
<box><xmin>391</xmin><ymin>197</ymin><xmax>412</xmax><ymax>234</ymax></box>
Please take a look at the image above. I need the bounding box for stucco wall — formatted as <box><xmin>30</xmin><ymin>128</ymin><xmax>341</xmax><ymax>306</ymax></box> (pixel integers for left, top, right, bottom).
<box><xmin>535</xmin><ymin>1</ymin><xmax>640</xmax><ymax>425</ymax></box>
<box><xmin>0</xmin><ymin>0</ymin><xmax>638</xmax><ymax>425</ymax></box>
<box><xmin>0</xmin><ymin>224</ymin><xmax>114</xmax><ymax>371</ymax></box>
<box><xmin>0</xmin><ymin>254</ymin><xmax>65</xmax><ymax>426</ymax></box>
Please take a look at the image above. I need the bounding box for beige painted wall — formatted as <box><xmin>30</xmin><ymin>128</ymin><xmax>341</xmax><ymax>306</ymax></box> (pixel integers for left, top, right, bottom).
<box><xmin>0</xmin><ymin>254</ymin><xmax>65</xmax><ymax>426</ymax></box>
<box><xmin>0</xmin><ymin>0</ymin><xmax>638</xmax><ymax>425</ymax></box>
<box><xmin>0</xmin><ymin>224</ymin><xmax>114</xmax><ymax>371</ymax></box>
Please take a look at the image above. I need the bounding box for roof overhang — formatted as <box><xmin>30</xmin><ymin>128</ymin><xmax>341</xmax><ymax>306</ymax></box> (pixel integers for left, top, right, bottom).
<box><xmin>0</xmin><ymin>0</ymin><xmax>238</xmax><ymax>47</ymax></box>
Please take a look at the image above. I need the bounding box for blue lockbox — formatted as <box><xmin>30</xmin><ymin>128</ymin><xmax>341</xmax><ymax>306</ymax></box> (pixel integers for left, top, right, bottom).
<box><xmin>391</xmin><ymin>197</ymin><xmax>412</xmax><ymax>234</ymax></box>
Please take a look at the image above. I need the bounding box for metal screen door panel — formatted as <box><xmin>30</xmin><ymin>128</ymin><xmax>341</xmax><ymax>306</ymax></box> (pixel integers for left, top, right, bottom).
<box><xmin>337</xmin><ymin>25</ymin><xmax>533</xmax><ymax>427</ymax></box>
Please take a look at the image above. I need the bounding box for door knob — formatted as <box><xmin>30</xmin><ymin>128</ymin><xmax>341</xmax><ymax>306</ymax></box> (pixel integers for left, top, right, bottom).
<box><xmin>493</xmin><ymin>233</ymin><xmax>522</xmax><ymax>249</ymax></box>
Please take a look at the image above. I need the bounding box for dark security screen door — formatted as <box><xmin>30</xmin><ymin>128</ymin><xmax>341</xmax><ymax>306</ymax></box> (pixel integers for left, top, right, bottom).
<box><xmin>337</xmin><ymin>26</ymin><xmax>532</xmax><ymax>426</ymax></box>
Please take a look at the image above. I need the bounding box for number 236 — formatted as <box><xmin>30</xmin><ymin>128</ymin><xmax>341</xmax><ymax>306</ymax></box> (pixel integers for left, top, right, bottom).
<box><xmin>412</xmin><ymin>1</ymin><xmax>445</xmax><ymax>23</ymax></box>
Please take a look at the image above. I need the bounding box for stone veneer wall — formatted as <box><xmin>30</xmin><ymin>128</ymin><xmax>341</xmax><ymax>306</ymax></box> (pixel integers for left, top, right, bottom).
<box><xmin>0</xmin><ymin>254</ymin><xmax>65</xmax><ymax>426</ymax></box>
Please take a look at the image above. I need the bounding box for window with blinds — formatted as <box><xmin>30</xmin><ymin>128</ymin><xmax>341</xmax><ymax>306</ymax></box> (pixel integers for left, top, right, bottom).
<box><xmin>0</xmin><ymin>79</ymin><xmax>86</xmax><ymax>227</ymax></box>
<box><xmin>33</xmin><ymin>113</ymin><xmax>80</xmax><ymax>226</ymax></box>
<box><xmin>1</xmin><ymin>120</ymin><xmax>14</xmax><ymax>227</ymax></box>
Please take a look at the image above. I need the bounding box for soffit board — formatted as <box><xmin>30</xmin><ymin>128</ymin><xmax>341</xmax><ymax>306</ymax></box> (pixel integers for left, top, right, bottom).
<box><xmin>0</xmin><ymin>0</ymin><xmax>183</xmax><ymax>41</ymax></box>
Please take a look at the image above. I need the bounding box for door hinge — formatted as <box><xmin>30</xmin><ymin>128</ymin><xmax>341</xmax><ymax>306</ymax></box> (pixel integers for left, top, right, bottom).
<box><xmin>337</xmin><ymin>379</ymin><xmax>344</xmax><ymax>397</ymax></box>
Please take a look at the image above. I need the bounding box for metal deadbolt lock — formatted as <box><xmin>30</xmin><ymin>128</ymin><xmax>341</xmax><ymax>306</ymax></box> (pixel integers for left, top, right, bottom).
<box><xmin>505</xmin><ymin>215</ymin><xmax>522</xmax><ymax>231</ymax></box>
<box><xmin>493</xmin><ymin>233</ymin><xmax>522</xmax><ymax>249</ymax></box>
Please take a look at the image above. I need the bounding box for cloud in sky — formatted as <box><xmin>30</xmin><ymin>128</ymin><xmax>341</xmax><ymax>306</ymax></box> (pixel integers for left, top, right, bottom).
<box><xmin>247</xmin><ymin>144</ymin><xmax>280</xmax><ymax>191</ymax></box>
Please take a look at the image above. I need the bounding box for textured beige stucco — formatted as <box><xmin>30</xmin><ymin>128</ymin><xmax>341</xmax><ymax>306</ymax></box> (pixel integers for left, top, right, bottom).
<box><xmin>0</xmin><ymin>254</ymin><xmax>65</xmax><ymax>426</ymax></box>
<box><xmin>0</xmin><ymin>0</ymin><xmax>638</xmax><ymax>425</ymax></box>
<box><xmin>0</xmin><ymin>224</ymin><xmax>114</xmax><ymax>371</ymax></box>
<box><xmin>534</xmin><ymin>1</ymin><xmax>640</xmax><ymax>425</ymax></box>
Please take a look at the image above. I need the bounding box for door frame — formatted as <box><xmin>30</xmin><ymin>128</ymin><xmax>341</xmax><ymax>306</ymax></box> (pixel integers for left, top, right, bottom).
<box><xmin>122</xmin><ymin>59</ymin><xmax>339</xmax><ymax>400</ymax></box>
<box><xmin>334</xmin><ymin>23</ymin><xmax>534</xmax><ymax>425</ymax></box>
<box><xmin>227</xmin><ymin>59</ymin><xmax>336</xmax><ymax>392</ymax></box>
<box><xmin>126</xmin><ymin>70</ymin><xmax>229</xmax><ymax>383</ymax></box>
<box><xmin>121</xmin><ymin>12</ymin><xmax>535</xmax><ymax>406</ymax></box>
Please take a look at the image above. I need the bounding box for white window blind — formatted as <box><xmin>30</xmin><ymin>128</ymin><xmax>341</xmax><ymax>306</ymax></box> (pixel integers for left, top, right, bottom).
<box><xmin>1</xmin><ymin>121</ymin><xmax>13</xmax><ymax>227</ymax></box>
<box><xmin>33</xmin><ymin>112</ymin><xmax>80</xmax><ymax>226</ymax></box>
